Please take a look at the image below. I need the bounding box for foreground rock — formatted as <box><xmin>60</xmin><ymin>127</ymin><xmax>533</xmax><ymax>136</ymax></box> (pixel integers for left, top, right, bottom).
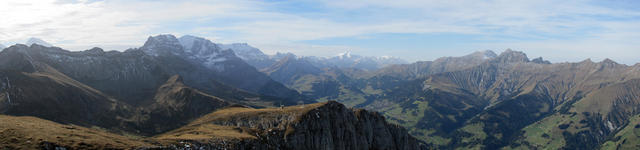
<box><xmin>157</xmin><ymin>101</ymin><xmax>423</xmax><ymax>149</ymax></box>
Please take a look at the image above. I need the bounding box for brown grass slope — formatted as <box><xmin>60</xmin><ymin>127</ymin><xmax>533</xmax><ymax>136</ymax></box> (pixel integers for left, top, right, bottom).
<box><xmin>0</xmin><ymin>115</ymin><xmax>150</xmax><ymax>149</ymax></box>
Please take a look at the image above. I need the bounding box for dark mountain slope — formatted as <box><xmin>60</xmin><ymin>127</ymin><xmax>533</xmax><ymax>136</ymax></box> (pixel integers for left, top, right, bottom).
<box><xmin>1</xmin><ymin>44</ymin><xmax>170</xmax><ymax>106</ymax></box>
<box><xmin>0</xmin><ymin>42</ymin><xmax>308</xmax><ymax>135</ymax></box>
<box><xmin>0</xmin><ymin>47</ymin><xmax>133</xmax><ymax>129</ymax></box>
<box><xmin>1</xmin><ymin>36</ymin><xmax>309</xmax><ymax>107</ymax></box>
<box><xmin>129</xmin><ymin>75</ymin><xmax>232</xmax><ymax>134</ymax></box>
<box><xmin>173</xmin><ymin>35</ymin><xmax>307</xmax><ymax>103</ymax></box>
<box><xmin>510</xmin><ymin>78</ymin><xmax>640</xmax><ymax>149</ymax></box>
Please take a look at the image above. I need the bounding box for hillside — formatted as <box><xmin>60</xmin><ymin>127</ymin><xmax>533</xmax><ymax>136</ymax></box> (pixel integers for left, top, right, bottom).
<box><xmin>0</xmin><ymin>101</ymin><xmax>420</xmax><ymax>150</ymax></box>
<box><xmin>0</xmin><ymin>115</ymin><xmax>150</xmax><ymax>149</ymax></box>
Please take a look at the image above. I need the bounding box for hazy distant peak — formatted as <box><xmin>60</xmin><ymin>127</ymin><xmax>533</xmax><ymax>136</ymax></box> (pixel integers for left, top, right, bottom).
<box><xmin>337</xmin><ymin>51</ymin><xmax>353</xmax><ymax>58</ymax></box>
<box><xmin>228</xmin><ymin>43</ymin><xmax>250</xmax><ymax>46</ymax></box>
<box><xmin>0</xmin><ymin>44</ymin><xmax>5</xmax><ymax>50</ymax></box>
<box><xmin>86</xmin><ymin>47</ymin><xmax>105</xmax><ymax>54</ymax></box>
<box><xmin>578</xmin><ymin>58</ymin><xmax>595</xmax><ymax>64</ymax></box>
<box><xmin>494</xmin><ymin>49</ymin><xmax>529</xmax><ymax>63</ymax></box>
<box><xmin>599</xmin><ymin>58</ymin><xmax>622</xmax><ymax>68</ymax></box>
<box><xmin>178</xmin><ymin>35</ymin><xmax>204</xmax><ymax>48</ymax></box>
<box><xmin>468</xmin><ymin>50</ymin><xmax>497</xmax><ymax>60</ymax></box>
<box><xmin>141</xmin><ymin>34</ymin><xmax>184</xmax><ymax>56</ymax></box>
<box><xmin>280</xmin><ymin>53</ymin><xmax>299</xmax><ymax>60</ymax></box>
<box><xmin>26</xmin><ymin>37</ymin><xmax>53</xmax><ymax>47</ymax></box>
<box><xmin>600</xmin><ymin>58</ymin><xmax>618</xmax><ymax>64</ymax></box>
<box><xmin>179</xmin><ymin>35</ymin><xmax>202</xmax><ymax>40</ymax></box>
<box><xmin>143</xmin><ymin>34</ymin><xmax>184</xmax><ymax>51</ymax></box>
<box><xmin>178</xmin><ymin>35</ymin><xmax>217</xmax><ymax>51</ymax></box>
<box><xmin>531</xmin><ymin>57</ymin><xmax>551</xmax><ymax>64</ymax></box>
<box><xmin>144</xmin><ymin>34</ymin><xmax>179</xmax><ymax>45</ymax></box>
<box><xmin>219</xmin><ymin>43</ymin><xmax>269</xmax><ymax>62</ymax></box>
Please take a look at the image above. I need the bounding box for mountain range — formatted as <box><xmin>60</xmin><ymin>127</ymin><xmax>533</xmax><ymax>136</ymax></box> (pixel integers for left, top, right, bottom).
<box><xmin>2</xmin><ymin>34</ymin><xmax>640</xmax><ymax>149</ymax></box>
<box><xmin>0</xmin><ymin>35</ymin><xmax>423</xmax><ymax>149</ymax></box>
<box><xmin>241</xmin><ymin>46</ymin><xmax>640</xmax><ymax>149</ymax></box>
<box><xmin>220</xmin><ymin>43</ymin><xmax>408</xmax><ymax>71</ymax></box>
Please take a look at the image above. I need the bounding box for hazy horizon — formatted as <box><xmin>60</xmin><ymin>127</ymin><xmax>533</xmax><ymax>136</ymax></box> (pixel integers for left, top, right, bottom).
<box><xmin>1</xmin><ymin>0</ymin><xmax>639</xmax><ymax>64</ymax></box>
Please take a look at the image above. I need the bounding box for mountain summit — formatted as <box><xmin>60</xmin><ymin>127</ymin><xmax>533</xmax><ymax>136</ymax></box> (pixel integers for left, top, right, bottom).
<box><xmin>141</xmin><ymin>34</ymin><xmax>185</xmax><ymax>56</ymax></box>
<box><xmin>493</xmin><ymin>49</ymin><xmax>530</xmax><ymax>63</ymax></box>
<box><xmin>25</xmin><ymin>37</ymin><xmax>53</xmax><ymax>47</ymax></box>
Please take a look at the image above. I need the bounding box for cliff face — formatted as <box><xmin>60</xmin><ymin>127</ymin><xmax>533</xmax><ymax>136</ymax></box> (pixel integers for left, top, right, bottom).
<box><xmin>158</xmin><ymin>101</ymin><xmax>422</xmax><ymax>150</ymax></box>
<box><xmin>283</xmin><ymin>102</ymin><xmax>419</xmax><ymax>150</ymax></box>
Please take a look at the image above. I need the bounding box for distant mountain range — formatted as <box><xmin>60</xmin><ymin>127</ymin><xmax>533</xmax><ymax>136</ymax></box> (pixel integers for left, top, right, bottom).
<box><xmin>25</xmin><ymin>37</ymin><xmax>53</xmax><ymax>47</ymax></box>
<box><xmin>2</xmin><ymin>34</ymin><xmax>640</xmax><ymax>149</ymax></box>
<box><xmin>158</xmin><ymin>38</ymin><xmax>640</xmax><ymax>149</ymax></box>
<box><xmin>257</xmin><ymin>47</ymin><xmax>640</xmax><ymax>149</ymax></box>
<box><xmin>0</xmin><ymin>35</ymin><xmax>420</xmax><ymax>149</ymax></box>
<box><xmin>0</xmin><ymin>37</ymin><xmax>51</xmax><ymax>51</ymax></box>
<box><xmin>219</xmin><ymin>43</ymin><xmax>408</xmax><ymax>71</ymax></box>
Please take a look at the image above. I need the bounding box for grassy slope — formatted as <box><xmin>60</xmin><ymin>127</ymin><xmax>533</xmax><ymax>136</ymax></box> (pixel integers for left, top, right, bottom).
<box><xmin>0</xmin><ymin>102</ymin><xmax>335</xmax><ymax>148</ymax></box>
<box><xmin>601</xmin><ymin>115</ymin><xmax>640</xmax><ymax>150</ymax></box>
<box><xmin>0</xmin><ymin>115</ymin><xmax>150</xmax><ymax>149</ymax></box>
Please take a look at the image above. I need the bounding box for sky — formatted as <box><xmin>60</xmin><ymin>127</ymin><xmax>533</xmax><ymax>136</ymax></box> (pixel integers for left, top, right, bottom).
<box><xmin>1</xmin><ymin>0</ymin><xmax>639</xmax><ymax>64</ymax></box>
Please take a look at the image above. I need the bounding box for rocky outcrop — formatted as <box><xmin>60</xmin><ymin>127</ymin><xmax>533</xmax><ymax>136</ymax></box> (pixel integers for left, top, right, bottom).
<box><xmin>163</xmin><ymin>101</ymin><xmax>423</xmax><ymax>150</ymax></box>
<box><xmin>282</xmin><ymin>102</ymin><xmax>419</xmax><ymax>150</ymax></box>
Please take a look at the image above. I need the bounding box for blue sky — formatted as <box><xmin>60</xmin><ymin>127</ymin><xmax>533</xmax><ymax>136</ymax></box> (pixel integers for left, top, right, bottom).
<box><xmin>1</xmin><ymin>0</ymin><xmax>639</xmax><ymax>64</ymax></box>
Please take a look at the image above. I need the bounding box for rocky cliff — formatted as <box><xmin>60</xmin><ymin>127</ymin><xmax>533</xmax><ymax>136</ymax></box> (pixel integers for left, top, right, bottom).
<box><xmin>157</xmin><ymin>101</ymin><xmax>423</xmax><ymax>150</ymax></box>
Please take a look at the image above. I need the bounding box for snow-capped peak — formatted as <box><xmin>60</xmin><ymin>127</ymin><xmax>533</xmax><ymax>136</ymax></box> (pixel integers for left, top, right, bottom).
<box><xmin>26</xmin><ymin>37</ymin><xmax>53</xmax><ymax>47</ymax></box>
<box><xmin>144</xmin><ymin>34</ymin><xmax>180</xmax><ymax>46</ymax></box>
<box><xmin>219</xmin><ymin>43</ymin><xmax>268</xmax><ymax>61</ymax></box>
<box><xmin>140</xmin><ymin>34</ymin><xmax>186</xmax><ymax>57</ymax></box>
<box><xmin>178</xmin><ymin>35</ymin><xmax>223</xmax><ymax>57</ymax></box>
<box><xmin>480</xmin><ymin>50</ymin><xmax>497</xmax><ymax>59</ymax></box>
<box><xmin>337</xmin><ymin>51</ymin><xmax>352</xmax><ymax>58</ymax></box>
<box><xmin>178</xmin><ymin>35</ymin><xmax>209</xmax><ymax>50</ymax></box>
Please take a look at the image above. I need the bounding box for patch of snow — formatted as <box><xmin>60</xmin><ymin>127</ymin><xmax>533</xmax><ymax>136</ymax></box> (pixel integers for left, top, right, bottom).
<box><xmin>210</xmin><ymin>57</ymin><xmax>227</xmax><ymax>63</ymax></box>
<box><xmin>218</xmin><ymin>43</ymin><xmax>268</xmax><ymax>61</ymax></box>
<box><xmin>26</xmin><ymin>37</ymin><xmax>53</xmax><ymax>47</ymax></box>
<box><xmin>178</xmin><ymin>35</ymin><xmax>200</xmax><ymax>50</ymax></box>
<box><xmin>5</xmin><ymin>92</ymin><xmax>10</xmax><ymax>104</ymax></box>
<box><xmin>607</xmin><ymin>120</ymin><xmax>615</xmax><ymax>131</ymax></box>
<box><xmin>337</xmin><ymin>51</ymin><xmax>352</xmax><ymax>58</ymax></box>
